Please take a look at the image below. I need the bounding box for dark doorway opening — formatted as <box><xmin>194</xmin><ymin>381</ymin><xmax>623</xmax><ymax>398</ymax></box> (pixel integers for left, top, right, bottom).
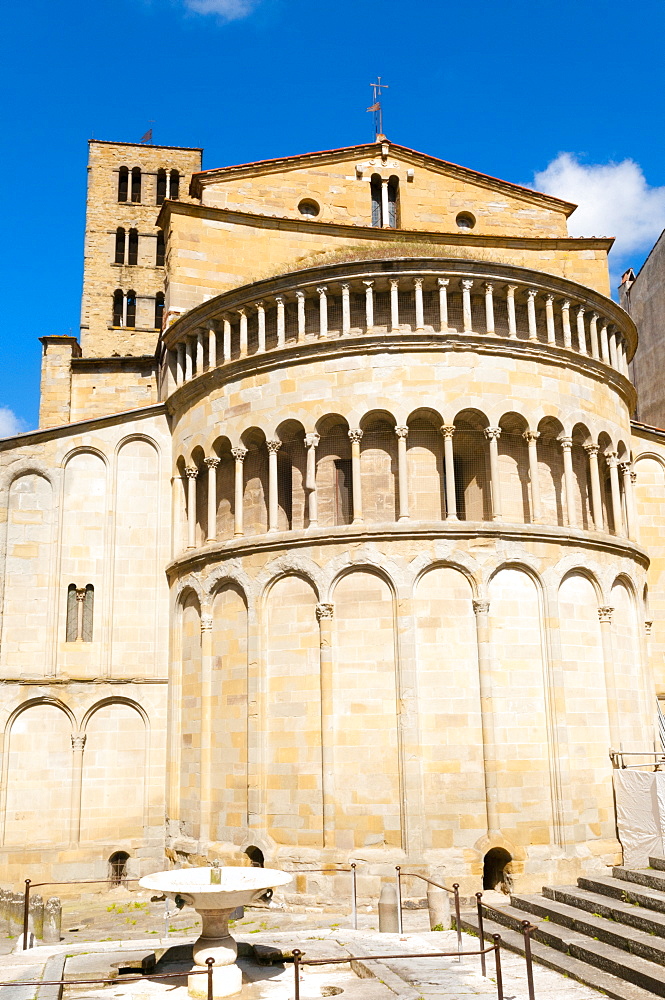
<box><xmin>483</xmin><ymin>847</ymin><xmax>512</xmax><ymax>891</ymax></box>
<box><xmin>109</xmin><ymin>851</ymin><xmax>130</xmax><ymax>886</ymax></box>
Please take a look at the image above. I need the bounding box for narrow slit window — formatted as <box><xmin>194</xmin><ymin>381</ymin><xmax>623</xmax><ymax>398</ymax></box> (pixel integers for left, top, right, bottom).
<box><xmin>334</xmin><ymin>458</ymin><xmax>353</xmax><ymax>524</ymax></box>
<box><xmin>127</xmin><ymin>228</ymin><xmax>138</xmax><ymax>265</ymax></box>
<box><xmin>156</xmin><ymin>168</ymin><xmax>167</xmax><ymax>205</ymax></box>
<box><xmin>387</xmin><ymin>176</ymin><xmax>399</xmax><ymax>228</ymax></box>
<box><xmin>114</xmin><ymin>227</ymin><xmax>125</xmax><ymax>264</ymax></box>
<box><xmin>112</xmin><ymin>289</ymin><xmax>124</xmax><ymax>327</ymax></box>
<box><xmin>66</xmin><ymin>584</ymin><xmax>78</xmax><ymax>641</ymax></box>
<box><xmin>370</xmin><ymin>174</ymin><xmax>382</xmax><ymax>227</ymax></box>
<box><xmin>131</xmin><ymin>167</ymin><xmax>141</xmax><ymax>203</ymax></box>
<box><xmin>66</xmin><ymin>583</ymin><xmax>94</xmax><ymax>641</ymax></box>
<box><xmin>170</xmin><ymin>170</ymin><xmax>180</xmax><ymax>200</ymax></box>
<box><xmin>82</xmin><ymin>584</ymin><xmax>94</xmax><ymax>642</ymax></box>
<box><xmin>156</xmin><ymin>230</ymin><xmax>165</xmax><ymax>267</ymax></box>
<box><xmin>118</xmin><ymin>166</ymin><xmax>128</xmax><ymax>202</ymax></box>
<box><xmin>155</xmin><ymin>292</ymin><xmax>164</xmax><ymax>329</ymax></box>
<box><xmin>126</xmin><ymin>290</ymin><xmax>136</xmax><ymax>328</ymax></box>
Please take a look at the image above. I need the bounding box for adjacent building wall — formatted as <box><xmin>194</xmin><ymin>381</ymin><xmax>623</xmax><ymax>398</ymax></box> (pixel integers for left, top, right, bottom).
<box><xmin>621</xmin><ymin>231</ymin><xmax>665</xmax><ymax>427</ymax></box>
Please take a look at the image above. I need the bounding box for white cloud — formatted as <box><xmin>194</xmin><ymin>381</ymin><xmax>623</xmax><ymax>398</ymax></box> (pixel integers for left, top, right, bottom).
<box><xmin>183</xmin><ymin>0</ymin><xmax>260</xmax><ymax>18</ymax></box>
<box><xmin>533</xmin><ymin>153</ymin><xmax>665</xmax><ymax>272</ymax></box>
<box><xmin>0</xmin><ymin>407</ymin><xmax>26</xmax><ymax>438</ymax></box>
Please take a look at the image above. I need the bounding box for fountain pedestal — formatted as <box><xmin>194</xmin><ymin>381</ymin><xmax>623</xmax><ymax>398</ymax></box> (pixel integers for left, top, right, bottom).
<box><xmin>139</xmin><ymin>866</ymin><xmax>292</xmax><ymax>999</ymax></box>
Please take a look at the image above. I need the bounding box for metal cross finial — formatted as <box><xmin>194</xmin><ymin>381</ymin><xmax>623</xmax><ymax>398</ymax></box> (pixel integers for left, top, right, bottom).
<box><xmin>367</xmin><ymin>77</ymin><xmax>389</xmax><ymax>141</ymax></box>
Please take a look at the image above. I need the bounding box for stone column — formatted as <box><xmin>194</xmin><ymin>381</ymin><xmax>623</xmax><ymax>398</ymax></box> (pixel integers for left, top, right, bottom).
<box><xmin>461</xmin><ymin>279</ymin><xmax>473</xmax><ymax>332</ymax></box>
<box><xmin>527</xmin><ymin>289</ymin><xmax>538</xmax><ymax>341</ymax></box>
<box><xmin>69</xmin><ymin>734</ymin><xmax>86</xmax><ymax>844</ymax></box>
<box><xmin>363</xmin><ymin>281</ymin><xmax>374</xmax><ymax>332</ymax></box>
<box><xmin>484</xmin><ymin>427</ymin><xmax>502</xmax><ymax>520</ymax></box>
<box><xmin>559</xmin><ymin>437</ymin><xmax>577</xmax><ymax>528</ymax></box>
<box><xmin>484</xmin><ymin>282</ymin><xmax>495</xmax><ymax>334</ymax></box>
<box><xmin>441</xmin><ymin>424</ymin><xmax>457</xmax><ymax>520</ymax></box>
<box><xmin>267</xmin><ymin>440</ymin><xmax>281</xmax><ymax>532</ymax></box>
<box><xmin>255</xmin><ymin>302</ymin><xmax>265</xmax><ymax>353</ymax></box>
<box><xmin>205</xmin><ymin>458</ymin><xmax>219</xmax><ymax>542</ymax></box>
<box><xmin>296</xmin><ymin>290</ymin><xmax>306</xmax><ymax>343</ymax></box>
<box><xmin>619</xmin><ymin>338</ymin><xmax>628</xmax><ymax>377</ymax></box>
<box><xmin>620</xmin><ymin>462</ymin><xmax>636</xmax><ymax>540</ymax></box>
<box><xmin>545</xmin><ymin>294</ymin><xmax>555</xmax><ymax>345</ymax></box>
<box><xmin>589</xmin><ymin>313</ymin><xmax>599</xmax><ymax>359</ymax></box>
<box><xmin>223</xmin><ymin>317</ymin><xmax>231</xmax><ymax>362</ymax></box>
<box><xmin>584</xmin><ymin>444</ymin><xmax>604</xmax><ymax>530</ymax></box>
<box><xmin>598</xmin><ymin>606</ymin><xmax>621</xmax><ymax>748</ymax></box>
<box><xmin>349</xmin><ymin>428</ymin><xmax>363</xmax><ymax>524</ymax></box>
<box><xmin>238</xmin><ymin>308</ymin><xmax>248</xmax><ymax>357</ymax></box>
<box><xmin>75</xmin><ymin>586</ymin><xmax>86</xmax><ymax>641</ymax></box>
<box><xmin>437</xmin><ymin>278</ymin><xmax>449</xmax><ymax>332</ymax></box>
<box><xmin>473</xmin><ymin>599</ymin><xmax>500</xmax><ymax>836</ymax></box>
<box><xmin>185</xmin><ymin>467</ymin><xmax>198</xmax><ymax>548</ymax></box>
<box><xmin>317</xmin><ymin>602</ymin><xmax>336</xmax><ymax>847</ymax></box>
<box><xmin>177</xmin><ymin>343</ymin><xmax>185</xmax><ymax>385</ymax></box>
<box><xmin>231</xmin><ymin>447</ymin><xmax>247</xmax><ymax>536</ymax></box>
<box><xmin>561</xmin><ymin>300</ymin><xmax>572</xmax><ymax>348</ymax></box>
<box><xmin>606</xmin><ymin>452</ymin><xmax>623</xmax><ymax>535</ymax></box>
<box><xmin>599</xmin><ymin>322</ymin><xmax>610</xmax><ymax>364</ymax></box>
<box><xmin>275</xmin><ymin>295</ymin><xmax>285</xmax><ymax>347</ymax></box>
<box><xmin>185</xmin><ymin>338</ymin><xmax>194</xmax><ymax>380</ymax></box>
<box><xmin>317</xmin><ymin>287</ymin><xmax>328</xmax><ymax>338</ymax></box>
<box><xmin>196</xmin><ymin>328</ymin><xmax>205</xmax><ymax>372</ymax></box>
<box><xmin>395</xmin><ymin>426</ymin><xmax>409</xmax><ymax>521</ymax></box>
<box><xmin>381</xmin><ymin>178</ymin><xmax>390</xmax><ymax>227</ymax></box>
<box><xmin>199</xmin><ymin>613</ymin><xmax>213</xmax><ymax>844</ymax></box>
<box><xmin>609</xmin><ymin>329</ymin><xmax>619</xmax><ymax>369</ymax></box>
<box><xmin>576</xmin><ymin>306</ymin><xmax>587</xmax><ymax>354</ymax></box>
<box><xmin>390</xmin><ymin>279</ymin><xmax>400</xmax><ymax>331</ymax></box>
<box><xmin>305</xmin><ymin>432</ymin><xmax>320</xmax><ymax>528</ymax></box>
<box><xmin>413</xmin><ymin>278</ymin><xmax>424</xmax><ymax>331</ymax></box>
<box><xmin>507</xmin><ymin>285</ymin><xmax>517</xmax><ymax>338</ymax></box>
<box><xmin>341</xmin><ymin>284</ymin><xmax>351</xmax><ymax>336</ymax></box>
<box><xmin>208</xmin><ymin>324</ymin><xmax>217</xmax><ymax>369</ymax></box>
<box><xmin>523</xmin><ymin>430</ymin><xmax>541</xmax><ymax>522</ymax></box>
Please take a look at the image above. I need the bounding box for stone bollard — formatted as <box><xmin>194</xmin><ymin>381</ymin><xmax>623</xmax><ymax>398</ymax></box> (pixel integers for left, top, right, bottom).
<box><xmin>29</xmin><ymin>894</ymin><xmax>44</xmax><ymax>940</ymax></box>
<box><xmin>0</xmin><ymin>889</ymin><xmax>9</xmax><ymax>935</ymax></box>
<box><xmin>42</xmin><ymin>897</ymin><xmax>62</xmax><ymax>944</ymax></box>
<box><xmin>427</xmin><ymin>884</ymin><xmax>451</xmax><ymax>930</ymax></box>
<box><xmin>8</xmin><ymin>893</ymin><xmax>23</xmax><ymax>937</ymax></box>
<box><xmin>378</xmin><ymin>883</ymin><xmax>399</xmax><ymax>933</ymax></box>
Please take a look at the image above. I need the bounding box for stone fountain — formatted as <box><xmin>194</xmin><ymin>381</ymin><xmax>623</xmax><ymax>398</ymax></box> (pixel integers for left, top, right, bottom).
<box><xmin>139</xmin><ymin>865</ymin><xmax>292</xmax><ymax>998</ymax></box>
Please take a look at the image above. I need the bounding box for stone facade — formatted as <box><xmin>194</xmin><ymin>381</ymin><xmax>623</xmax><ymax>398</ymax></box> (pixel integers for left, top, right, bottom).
<box><xmin>0</xmin><ymin>137</ymin><xmax>662</xmax><ymax>898</ymax></box>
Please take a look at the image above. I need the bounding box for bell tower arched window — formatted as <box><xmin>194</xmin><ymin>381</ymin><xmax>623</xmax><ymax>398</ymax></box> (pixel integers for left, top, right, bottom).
<box><xmin>118</xmin><ymin>166</ymin><xmax>128</xmax><ymax>202</ymax></box>
<box><xmin>156</xmin><ymin>168</ymin><xmax>167</xmax><ymax>205</ymax></box>
<box><xmin>170</xmin><ymin>170</ymin><xmax>180</xmax><ymax>200</ymax></box>
<box><xmin>156</xmin><ymin>231</ymin><xmax>165</xmax><ymax>267</ymax></box>
<box><xmin>155</xmin><ymin>292</ymin><xmax>164</xmax><ymax>330</ymax></box>
<box><xmin>388</xmin><ymin>175</ymin><xmax>399</xmax><ymax>228</ymax></box>
<box><xmin>127</xmin><ymin>228</ymin><xmax>139</xmax><ymax>266</ymax></box>
<box><xmin>126</xmin><ymin>290</ymin><xmax>137</xmax><ymax>328</ymax></box>
<box><xmin>114</xmin><ymin>228</ymin><xmax>125</xmax><ymax>264</ymax></box>
<box><xmin>131</xmin><ymin>167</ymin><xmax>141</xmax><ymax>203</ymax></box>
<box><xmin>370</xmin><ymin>174</ymin><xmax>382</xmax><ymax>228</ymax></box>
<box><xmin>112</xmin><ymin>289</ymin><xmax>124</xmax><ymax>327</ymax></box>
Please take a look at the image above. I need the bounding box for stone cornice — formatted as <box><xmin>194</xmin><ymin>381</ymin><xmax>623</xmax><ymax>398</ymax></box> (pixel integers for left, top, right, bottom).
<box><xmin>71</xmin><ymin>355</ymin><xmax>158</xmax><ymax>371</ymax></box>
<box><xmin>158</xmin><ymin>200</ymin><xmax>608</xmax><ymax>249</ymax></box>
<box><xmin>166</xmin><ymin>520</ymin><xmax>649</xmax><ymax>580</ymax></box>
<box><xmin>188</xmin><ymin>141</ymin><xmax>577</xmax><ymax>216</ymax></box>
<box><xmin>0</xmin><ymin>676</ymin><xmax>169</xmax><ymax>685</ymax></box>
<box><xmin>0</xmin><ymin>403</ymin><xmax>167</xmax><ymax>452</ymax></box>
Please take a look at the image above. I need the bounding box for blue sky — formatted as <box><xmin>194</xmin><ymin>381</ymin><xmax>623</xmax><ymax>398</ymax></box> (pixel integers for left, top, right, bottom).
<box><xmin>2</xmin><ymin>0</ymin><xmax>665</xmax><ymax>432</ymax></box>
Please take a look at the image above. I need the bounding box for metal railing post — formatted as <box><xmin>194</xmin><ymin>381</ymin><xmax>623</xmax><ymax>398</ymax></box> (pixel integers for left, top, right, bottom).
<box><xmin>293</xmin><ymin>948</ymin><xmax>301</xmax><ymax>1000</ymax></box>
<box><xmin>351</xmin><ymin>863</ymin><xmax>357</xmax><ymax>930</ymax></box>
<box><xmin>522</xmin><ymin>920</ymin><xmax>536</xmax><ymax>1000</ymax></box>
<box><xmin>395</xmin><ymin>866</ymin><xmax>403</xmax><ymax>934</ymax></box>
<box><xmin>22</xmin><ymin>879</ymin><xmax>30</xmax><ymax>950</ymax></box>
<box><xmin>206</xmin><ymin>957</ymin><xmax>214</xmax><ymax>1000</ymax></box>
<box><xmin>453</xmin><ymin>883</ymin><xmax>462</xmax><ymax>961</ymax></box>
<box><xmin>493</xmin><ymin>934</ymin><xmax>503</xmax><ymax>1000</ymax></box>
<box><xmin>476</xmin><ymin>892</ymin><xmax>486</xmax><ymax>976</ymax></box>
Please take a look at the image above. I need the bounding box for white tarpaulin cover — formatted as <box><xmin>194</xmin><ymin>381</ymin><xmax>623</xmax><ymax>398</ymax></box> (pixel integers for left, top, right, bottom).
<box><xmin>613</xmin><ymin>769</ymin><xmax>665</xmax><ymax>868</ymax></box>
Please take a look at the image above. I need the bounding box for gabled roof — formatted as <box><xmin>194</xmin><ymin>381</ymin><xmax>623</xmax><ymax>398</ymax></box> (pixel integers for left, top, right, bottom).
<box><xmin>190</xmin><ymin>139</ymin><xmax>577</xmax><ymax>217</ymax></box>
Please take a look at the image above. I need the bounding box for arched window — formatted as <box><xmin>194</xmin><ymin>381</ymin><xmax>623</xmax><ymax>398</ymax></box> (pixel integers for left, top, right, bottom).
<box><xmin>112</xmin><ymin>289</ymin><xmax>124</xmax><ymax>327</ymax></box>
<box><xmin>155</xmin><ymin>292</ymin><xmax>164</xmax><ymax>329</ymax></box>
<box><xmin>156</xmin><ymin>230</ymin><xmax>165</xmax><ymax>267</ymax></box>
<box><xmin>387</xmin><ymin>175</ymin><xmax>399</xmax><ymax>228</ymax></box>
<box><xmin>65</xmin><ymin>583</ymin><xmax>94</xmax><ymax>641</ymax></box>
<box><xmin>118</xmin><ymin>166</ymin><xmax>128</xmax><ymax>202</ymax></box>
<box><xmin>114</xmin><ymin>227</ymin><xmax>125</xmax><ymax>264</ymax></box>
<box><xmin>82</xmin><ymin>584</ymin><xmax>94</xmax><ymax>641</ymax></box>
<box><xmin>109</xmin><ymin>851</ymin><xmax>130</xmax><ymax>886</ymax></box>
<box><xmin>170</xmin><ymin>169</ymin><xmax>180</xmax><ymax>200</ymax></box>
<box><xmin>370</xmin><ymin>174</ymin><xmax>382</xmax><ymax>227</ymax></box>
<box><xmin>131</xmin><ymin>167</ymin><xmax>141</xmax><ymax>203</ymax></box>
<box><xmin>156</xmin><ymin>168</ymin><xmax>167</xmax><ymax>205</ymax></box>
<box><xmin>66</xmin><ymin>584</ymin><xmax>78</xmax><ymax>642</ymax></box>
<box><xmin>127</xmin><ymin>228</ymin><xmax>138</xmax><ymax>266</ymax></box>
<box><xmin>126</xmin><ymin>290</ymin><xmax>136</xmax><ymax>328</ymax></box>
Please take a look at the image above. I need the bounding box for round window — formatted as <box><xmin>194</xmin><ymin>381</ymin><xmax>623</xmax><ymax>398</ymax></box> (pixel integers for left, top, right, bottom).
<box><xmin>456</xmin><ymin>211</ymin><xmax>476</xmax><ymax>230</ymax></box>
<box><xmin>298</xmin><ymin>199</ymin><xmax>320</xmax><ymax>217</ymax></box>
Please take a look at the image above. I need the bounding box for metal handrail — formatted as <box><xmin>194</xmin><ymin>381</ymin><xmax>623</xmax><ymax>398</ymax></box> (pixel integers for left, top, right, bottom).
<box><xmin>279</xmin><ymin>863</ymin><xmax>358</xmax><ymax>929</ymax></box>
<box><xmin>395</xmin><ymin>868</ymin><xmax>462</xmax><ymax>959</ymax></box>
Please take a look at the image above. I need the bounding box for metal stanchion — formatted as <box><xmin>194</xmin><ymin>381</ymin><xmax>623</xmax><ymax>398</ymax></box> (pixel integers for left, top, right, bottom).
<box><xmin>293</xmin><ymin>948</ymin><xmax>301</xmax><ymax>1000</ymax></box>
<box><xmin>351</xmin><ymin>863</ymin><xmax>357</xmax><ymax>930</ymax></box>
<box><xmin>522</xmin><ymin>920</ymin><xmax>536</xmax><ymax>1000</ymax></box>
<box><xmin>476</xmin><ymin>892</ymin><xmax>486</xmax><ymax>976</ymax></box>
<box><xmin>395</xmin><ymin>866</ymin><xmax>403</xmax><ymax>934</ymax></box>
<box><xmin>22</xmin><ymin>879</ymin><xmax>30</xmax><ymax>950</ymax></box>
<box><xmin>206</xmin><ymin>957</ymin><xmax>214</xmax><ymax>1000</ymax></box>
<box><xmin>453</xmin><ymin>883</ymin><xmax>462</xmax><ymax>961</ymax></box>
<box><xmin>493</xmin><ymin>934</ymin><xmax>503</xmax><ymax>1000</ymax></box>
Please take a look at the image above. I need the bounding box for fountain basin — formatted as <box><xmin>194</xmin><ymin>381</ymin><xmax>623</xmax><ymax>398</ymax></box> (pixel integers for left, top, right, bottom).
<box><xmin>139</xmin><ymin>866</ymin><xmax>292</xmax><ymax>998</ymax></box>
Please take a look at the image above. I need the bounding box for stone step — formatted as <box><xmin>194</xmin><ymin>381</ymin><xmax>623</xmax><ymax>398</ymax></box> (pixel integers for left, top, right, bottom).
<box><xmin>543</xmin><ymin>884</ymin><xmax>665</xmax><ymax>938</ymax></box>
<box><xmin>460</xmin><ymin>909</ymin><xmax>658</xmax><ymax>1000</ymax></box>
<box><xmin>508</xmin><ymin>892</ymin><xmax>665</xmax><ymax>966</ymax></box>
<box><xmin>613</xmin><ymin>865</ymin><xmax>665</xmax><ymax>893</ymax></box>
<box><xmin>650</xmin><ymin>856</ymin><xmax>665</xmax><ymax>872</ymax></box>
<box><xmin>578</xmin><ymin>874</ymin><xmax>665</xmax><ymax>914</ymax></box>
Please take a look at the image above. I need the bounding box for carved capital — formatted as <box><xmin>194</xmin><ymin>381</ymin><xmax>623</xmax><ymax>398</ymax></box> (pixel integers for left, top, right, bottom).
<box><xmin>527</xmin><ymin>288</ymin><xmax>538</xmax><ymax>300</ymax></box>
<box><xmin>71</xmin><ymin>734</ymin><xmax>87</xmax><ymax>752</ymax></box>
<box><xmin>473</xmin><ymin>599</ymin><xmax>490</xmax><ymax>615</ymax></box>
<box><xmin>274</xmin><ymin>295</ymin><xmax>284</xmax><ymax>306</ymax></box>
<box><xmin>559</xmin><ymin>436</ymin><xmax>573</xmax><ymax>453</ymax></box>
<box><xmin>461</xmin><ymin>279</ymin><xmax>473</xmax><ymax>291</ymax></box>
<box><xmin>506</xmin><ymin>284</ymin><xmax>518</xmax><ymax>295</ymax></box>
<box><xmin>522</xmin><ymin>430</ymin><xmax>540</xmax><ymax>443</ymax></box>
<box><xmin>598</xmin><ymin>606</ymin><xmax>614</xmax><ymax>624</ymax></box>
<box><xmin>266</xmin><ymin>439</ymin><xmax>282</xmax><ymax>455</ymax></box>
<box><xmin>577</xmin><ymin>305</ymin><xmax>585</xmax><ymax>316</ymax></box>
<box><xmin>389</xmin><ymin>278</ymin><xmax>399</xmax><ymax>290</ymax></box>
<box><xmin>254</xmin><ymin>300</ymin><xmax>264</xmax><ymax>310</ymax></box>
<box><xmin>645</xmin><ymin>620</ymin><xmax>653</xmax><ymax>636</ymax></box>
<box><xmin>231</xmin><ymin>446</ymin><xmax>248</xmax><ymax>463</ymax></box>
<box><xmin>631</xmin><ymin>469</ymin><xmax>637</xmax><ymax>484</ymax></box>
<box><xmin>619</xmin><ymin>462</ymin><xmax>632</xmax><ymax>477</ymax></box>
<box><xmin>561</xmin><ymin>299</ymin><xmax>571</xmax><ymax>310</ymax></box>
<box><xmin>437</xmin><ymin>278</ymin><xmax>450</xmax><ymax>288</ymax></box>
<box><xmin>484</xmin><ymin>282</ymin><xmax>494</xmax><ymax>294</ymax></box>
<box><xmin>201</xmin><ymin>615</ymin><xmax>213</xmax><ymax>633</ymax></box>
<box><xmin>544</xmin><ymin>293</ymin><xmax>554</xmax><ymax>304</ymax></box>
<box><xmin>75</xmin><ymin>587</ymin><xmax>86</xmax><ymax>603</ymax></box>
<box><xmin>484</xmin><ymin>427</ymin><xmax>501</xmax><ymax>442</ymax></box>
<box><xmin>185</xmin><ymin>466</ymin><xmax>198</xmax><ymax>479</ymax></box>
<box><xmin>605</xmin><ymin>451</ymin><xmax>619</xmax><ymax>469</ymax></box>
<box><xmin>348</xmin><ymin>428</ymin><xmax>363</xmax><ymax>444</ymax></box>
<box><xmin>237</xmin><ymin>307</ymin><xmax>246</xmax><ymax>318</ymax></box>
<box><xmin>341</xmin><ymin>283</ymin><xmax>350</xmax><ymax>293</ymax></box>
<box><xmin>413</xmin><ymin>277</ymin><xmax>424</xmax><ymax>289</ymax></box>
<box><xmin>440</xmin><ymin>424</ymin><xmax>455</xmax><ymax>439</ymax></box>
<box><xmin>295</xmin><ymin>289</ymin><xmax>306</xmax><ymax>301</ymax></box>
<box><xmin>395</xmin><ymin>426</ymin><xmax>409</xmax><ymax>440</ymax></box>
<box><xmin>204</xmin><ymin>457</ymin><xmax>220</xmax><ymax>470</ymax></box>
<box><xmin>305</xmin><ymin>432</ymin><xmax>320</xmax><ymax>449</ymax></box>
<box><xmin>316</xmin><ymin>286</ymin><xmax>327</xmax><ymax>296</ymax></box>
<box><xmin>591</xmin><ymin>311</ymin><xmax>599</xmax><ymax>322</ymax></box>
<box><xmin>584</xmin><ymin>443</ymin><xmax>599</xmax><ymax>457</ymax></box>
<box><xmin>362</xmin><ymin>280</ymin><xmax>374</xmax><ymax>289</ymax></box>
<box><xmin>316</xmin><ymin>603</ymin><xmax>334</xmax><ymax>621</ymax></box>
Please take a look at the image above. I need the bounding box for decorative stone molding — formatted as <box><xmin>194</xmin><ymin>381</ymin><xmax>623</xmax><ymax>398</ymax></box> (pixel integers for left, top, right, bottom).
<box><xmin>185</xmin><ymin>466</ymin><xmax>198</xmax><ymax>479</ymax></box>
<box><xmin>440</xmin><ymin>424</ymin><xmax>455</xmax><ymax>439</ymax></box>
<box><xmin>394</xmin><ymin>426</ymin><xmax>408</xmax><ymax>439</ymax></box>
<box><xmin>231</xmin><ymin>446</ymin><xmax>247</xmax><ymax>462</ymax></box>
<box><xmin>598</xmin><ymin>606</ymin><xmax>614</xmax><ymax>624</ymax></box>
<box><xmin>204</xmin><ymin>457</ymin><xmax>220</xmax><ymax>470</ymax></box>
<box><xmin>559</xmin><ymin>437</ymin><xmax>573</xmax><ymax>453</ymax></box>
<box><xmin>304</xmin><ymin>433</ymin><xmax>320</xmax><ymax>449</ymax></box>
<box><xmin>522</xmin><ymin>430</ymin><xmax>540</xmax><ymax>443</ymax></box>
<box><xmin>605</xmin><ymin>451</ymin><xmax>619</xmax><ymax>469</ymax></box>
<box><xmin>473</xmin><ymin>599</ymin><xmax>490</xmax><ymax>615</ymax></box>
<box><xmin>316</xmin><ymin>603</ymin><xmax>334</xmax><ymax>621</ymax></box>
<box><xmin>645</xmin><ymin>620</ymin><xmax>653</xmax><ymax>636</ymax></box>
<box><xmin>266</xmin><ymin>440</ymin><xmax>282</xmax><ymax>454</ymax></box>
<box><xmin>484</xmin><ymin>427</ymin><xmax>501</xmax><ymax>441</ymax></box>
<box><xmin>583</xmin><ymin>444</ymin><xmax>599</xmax><ymax>456</ymax></box>
<box><xmin>348</xmin><ymin>428</ymin><xmax>363</xmax><ymax>444</ymax></box>
<box><xmin>71</xmin><ymin>735</ymin><xmax>87</xmax><ymax>752</ymax></box>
